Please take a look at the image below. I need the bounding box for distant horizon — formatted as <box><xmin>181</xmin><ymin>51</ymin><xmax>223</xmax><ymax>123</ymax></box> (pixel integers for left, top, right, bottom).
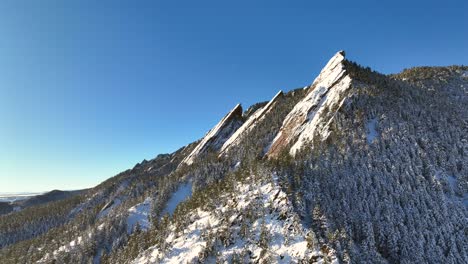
<box><xmin>0</xmin><ymin>192</ymin><xmax>44</xmax><ymax>196</ymax></box>
<box><xmin>0</xmin><ymin>190</ymin><xmax>83</xmax><ymax>195</ymax></box>
<box><xmin>2</xmin><ymin>1</ymin><xmax>467</xmax><ymax>193</ymax></box>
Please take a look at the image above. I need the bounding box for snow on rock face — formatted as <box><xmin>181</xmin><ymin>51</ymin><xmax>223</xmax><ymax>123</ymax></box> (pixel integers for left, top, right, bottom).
<box><xmin>180</xmin><ymin>104</ymin><xmax>243</xmax><ymax>166</ymax></box>
<box><xmin>219</xmin><ymin>91</ymin><xmax>283</xmax><ymax>156</ymax></box>
<box><xmin>267</xmin><ymin>51</ymin><xmax>352</xmax><ymax>157</ymax></box>
<box><xmin>132</xmin><ymin>176</ymin><xmax>337</xmax><ymax>264</ymax></box>
<box><xmin>127</xmin><ymin>197</ymin><xmax>152</xmax><ymax>234</ymax></box>
<box><xmin>366</xmin><ymin>118</ymin><xmax>378</xmax><ymax>144</ymax></box>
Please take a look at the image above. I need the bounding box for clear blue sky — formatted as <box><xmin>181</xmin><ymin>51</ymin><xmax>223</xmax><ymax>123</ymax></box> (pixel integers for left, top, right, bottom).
<box><xmin>1</xmin><ymin>0</ymin><xmax>467</xmax><ymax>192</ymax></box>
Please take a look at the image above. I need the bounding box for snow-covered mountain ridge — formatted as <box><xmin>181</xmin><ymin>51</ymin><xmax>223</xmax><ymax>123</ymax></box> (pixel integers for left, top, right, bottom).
<box><xmin>267</xmin><ymin>51</ymin><xmax>352</xmax><ymax>157</ymax></box>
<box><xmin>1</xmin><ymin>51</ymin><xmax>467</xmax><ymax>264</ymax></box>
<box><xmin>180</xmin><ymin>104</ymin><xmax>244</xmax><ymax>166</ymax></box>
<box><xmin>132</xmin><ymin>174</ymin><xmax>338</xmax><ymax>264</ymax></box>
<box><xmin>219</xmin><ymin>90</ymin><xmax>284</xmax><ymax>156</ymax></box>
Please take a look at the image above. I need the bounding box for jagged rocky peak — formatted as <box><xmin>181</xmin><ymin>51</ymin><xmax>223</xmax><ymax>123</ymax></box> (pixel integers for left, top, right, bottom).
<box><xmin>267</xmin><ymin>50</ymin><xmax>353</xmax><ymax>157</ymax></box>
<box><xmin>180</xmin><ymin>104</ymin><xmax>243</xmax><ymax>166</ymax></box>
<box><xmin>219</xmin><ymin>90</ymin><xmax>284</xmax><ymax>155</ymax></box>
<box><xmin>242</xmin><ymin>101</ymin><xmax>268</xmax><ymax>119</ymax></box>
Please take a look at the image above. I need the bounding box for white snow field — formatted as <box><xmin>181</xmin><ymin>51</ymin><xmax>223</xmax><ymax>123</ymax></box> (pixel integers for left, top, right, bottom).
<box><xmin>162</xmin><ymin>182</ymin><xmax>193</xmax><ymax>216</ymax></box>
<box><xmin>127</xmin><ymin>197</ymin><xmax>152</xmax><ymax>234</ymax></box>
<box><xmin>132</xmin><ymin>176</ymin><xmax>337</xmax><ymax>264</ymax></box>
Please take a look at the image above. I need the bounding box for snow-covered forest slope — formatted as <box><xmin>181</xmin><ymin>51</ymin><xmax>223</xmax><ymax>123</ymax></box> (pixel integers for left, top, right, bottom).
<box><xmin>0</xmin><ymin>51</ymin><xmax>466</xmax><ymax>264</ymax></box>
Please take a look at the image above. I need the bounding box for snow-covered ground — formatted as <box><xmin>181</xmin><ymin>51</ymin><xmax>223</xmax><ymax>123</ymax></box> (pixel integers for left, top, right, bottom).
<box><xmin>366</xmin><ymin>118</ymin><xmax>378</xmax><ymax>143</ymax></box>
<box><xmin>38</xmin><ymin>235</ymin><xmax>84</xmax><ymax>263</ymax></box>
<box><xmin>133</xmin><ymin>176</ymin><xmax>337</xmax><ymax>264</ymax></box>
<box><xmin>97</xmin><ymin>198</ymin><xmax>122</xmax><ymax>219</ymax></box>
<box><xmin>220</xmin><ymin>90</ymin><xmax>283</xmax><ymax>155</ymax></box>
<box><xmin>434</xmin><ymin>171</ymin><xmax>467</xmax><ymax>207</ymax></box>
<box><xmin>289</xmin><ymin>75</ymin><xmax>352</xmax><ymax>155</ymax></box>
<box><xmin>127</xmin><ymin>197</ymin><xmax>152</xmax><ymax>234</ymax></box>
<box><xmin>162</xmin><ymin>182</ymin><xmax>193</xmax><ymax>216</ymax></box>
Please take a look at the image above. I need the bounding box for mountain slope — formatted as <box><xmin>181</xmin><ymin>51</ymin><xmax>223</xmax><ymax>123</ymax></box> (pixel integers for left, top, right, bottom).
<box><xmin>267</xmin><ymin>51</ymin><xmax>353</xmax><ymax>157</ymax></box>
<box><xmin>219</xmin><ymin>90</ymin><xmax>284</xmax><ymax>156</ymax></box>
<box><xmin>1</xmin><ymin>51</ymin><xmax>467</xmax><ymax>264</ymax></box>
<box><xmin>132</xmin><ymin>173</ymin><xmax>338</xmax><ymax>264</ymax></box>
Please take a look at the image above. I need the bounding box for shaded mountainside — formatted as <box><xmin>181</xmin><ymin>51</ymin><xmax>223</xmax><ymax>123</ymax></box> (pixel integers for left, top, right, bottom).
<box><xmin>1</xmin><ymin>52</ymin><xmax>467</xmax><ymax>264</ymax></box>
<box><xmin>15</xmin><ymin>190</ymin><xmax>85</xmax><ymax>209</ymax></box>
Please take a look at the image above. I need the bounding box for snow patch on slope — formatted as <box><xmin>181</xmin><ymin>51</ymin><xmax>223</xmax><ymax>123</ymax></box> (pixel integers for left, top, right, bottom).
<box><xmin>219</xmin><ymin>91</ymin><xmax>283</xmax><ymax>155</ymax></box>
<box><xmin>180</xmin><ymin>104</ymin><xmax>243</xmax><ymax>166</ymax></box>
<box><xmin>162</xmin><ymin>182</ymin><xmax>193</xmax><ymax>216</ymax></box>
<box><xmin>97</xmin><ymin>198</ymin><xmax>122</xmax><ymax>219</ymax></box>
<box><xmin>132</xmin><ymin>177</ymin><xmax>337</xmax><ymax>264</ymax></box>
<box><xmin>127</xmin><ymin>197</ymin><xmax>152</xmax><ymax>234</ymax></box>
<box><xmin>366</xmin><ymin>118</ymin><xmax>378</xmax><ymax>143</ymax></box>
<box><xmin>434</xmin><ymin>171</ymin><xmax>468</xmax><ymax>207</ymax></box>
<box><xmin>38</xmin><ymin>232</ymin><xmax>91</xmax><ymax>263</ymax></box>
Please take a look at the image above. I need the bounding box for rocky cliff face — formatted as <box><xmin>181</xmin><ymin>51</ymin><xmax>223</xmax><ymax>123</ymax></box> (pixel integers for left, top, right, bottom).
<box><xmin>267</xmin><ymin>51</ymin><xmax>353</xmax><ymax>157</ymax></box>
<box><xmin>180</xmin><ymin>104</ymin><xmax>244</xmax><ymax>166</ymax></box>
<box><xmin>219</xmin><ymin>90</ymin><xmax>283</xmax><ymax>156</ymax></box>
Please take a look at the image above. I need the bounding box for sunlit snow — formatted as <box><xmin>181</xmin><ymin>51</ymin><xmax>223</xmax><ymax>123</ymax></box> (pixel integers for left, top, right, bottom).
<box><xmin>162</xmin><ymin>182</ymin><xmax>192</xmax><ymax>216</ymax></box>
<box><xmin>127</xmin><ymin>197</ymin><xmax>152</xmax><ymax>234</ymax></box>
<box><xmin>97</xmin><ymin>198</ymin><xmax>122</xmax><ymax>219</ymax></box>
<box><xmin>366</xmin><ymin>118</ymin><xmax>378</xmax><ymax>143</ymax></box>
<box><xmin>181</xmin><ymin>104</ymin><xmax>242</xmax><ymax>166</ymax></box>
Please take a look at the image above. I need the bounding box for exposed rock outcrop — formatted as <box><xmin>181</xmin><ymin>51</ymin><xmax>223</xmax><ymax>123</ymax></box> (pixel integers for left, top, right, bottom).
<box><xmin>267</xmin><ymin>51</ymin><xmax>353</xmax><ymax>157</ymax></box>
<box><xmin>180</xmin><ymin>104</ymin><xmax>243</xmax><ymax>166</ymax></box>
<box><xmin>219</xmin><ymin>90</ymin><xmax>283</xmax><ymax>156</ymax></box>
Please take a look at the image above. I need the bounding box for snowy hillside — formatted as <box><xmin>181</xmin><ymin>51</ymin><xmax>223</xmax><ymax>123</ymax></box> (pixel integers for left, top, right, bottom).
<box><xmin>1</xmin><ymin>51</ymin><xmax>467</xmax><ymax>264</ymax></box>
<box><xmin>132</xmin><ymin>174</ymin><xmax>338</xmax><ymax>264</ymax></box>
